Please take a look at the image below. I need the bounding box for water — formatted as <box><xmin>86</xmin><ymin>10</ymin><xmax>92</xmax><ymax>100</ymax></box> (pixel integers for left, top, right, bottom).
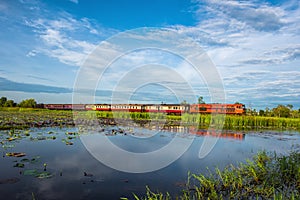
<box><xmin>0</xmin><ymin>126</ymin><xmax>299</xmax><ymax>199</ymax></box>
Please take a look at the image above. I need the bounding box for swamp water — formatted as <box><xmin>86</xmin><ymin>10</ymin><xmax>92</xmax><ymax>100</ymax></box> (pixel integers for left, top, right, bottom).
<box><xmin>0</xmin><ymin>126</ymin><xmax>299</xmax><ymax>199</ymax></box>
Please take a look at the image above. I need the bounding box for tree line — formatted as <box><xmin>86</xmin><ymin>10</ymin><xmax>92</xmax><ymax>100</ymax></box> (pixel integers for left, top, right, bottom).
<box><xmin>0</xmin><ymin>97</ymin><xmax>36</xmax><ymax>108</ymax></box>
<box><xmin>247</xmin><ymin>104</ymin><xmax>300</xmax><ymax>118</ymax></box>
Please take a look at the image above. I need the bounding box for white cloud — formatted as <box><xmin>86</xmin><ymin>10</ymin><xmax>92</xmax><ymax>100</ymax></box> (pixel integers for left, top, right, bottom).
<box><xmin>26</xmin><ymin>49</ymin><xmax>38</xmax><ymax>57</ymax></box>
<box><xmin>195</xmin><ymin>0</ymin><xmax>286</xmax><ymax>32</ymax></box>
<box><xmin>25</xmin><ymin>13</ymin><xmax>116</xmax><ymax>66</ymax></box>
<box><xmin>178</xmin><ymin>1</ymin><xmax>300</xmax><ymax>68</ymax></box>
<box><xmin>168</xmin><ymin>0</ymin><xmax>300</xmax><ymax>107</ymax></box>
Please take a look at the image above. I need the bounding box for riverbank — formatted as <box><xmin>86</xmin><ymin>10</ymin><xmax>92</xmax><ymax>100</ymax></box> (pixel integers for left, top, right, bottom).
<box><xmin>1</xmin><ymin>109</ymin><xmax>300</xmax><ymax>130</ymax></box>
<box><xmin>126</xmin><ymin>150</ymin><xmax>300</xmax><ymax>200</ymax></box>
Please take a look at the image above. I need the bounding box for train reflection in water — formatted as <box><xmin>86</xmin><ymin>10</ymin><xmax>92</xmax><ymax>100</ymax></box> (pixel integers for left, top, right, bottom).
<box><xmin>189</xmin><ymin>127</ymin><xmax>245</xmax><ymax>140</ymax></box>
<box><xmin>143</xmin><ymin>125</ymin><xmax>245</xmax><ymax>141</ymax></box>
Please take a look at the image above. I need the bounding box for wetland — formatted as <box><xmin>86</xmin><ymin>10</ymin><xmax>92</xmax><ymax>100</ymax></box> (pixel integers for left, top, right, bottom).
<box><xmin>0</xmin><ymin>109</ymin><xmax>300</xmax><ymax>199</ymax></box>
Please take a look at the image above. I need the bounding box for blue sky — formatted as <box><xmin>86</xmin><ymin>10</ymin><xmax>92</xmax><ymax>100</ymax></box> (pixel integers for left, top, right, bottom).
<box><xmin>0</xmin><ymin>0</ymin><xmax>299</xmax><ymax>109</ymax></box>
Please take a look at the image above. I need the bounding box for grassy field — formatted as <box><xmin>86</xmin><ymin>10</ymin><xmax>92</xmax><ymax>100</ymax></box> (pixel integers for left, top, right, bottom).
<box><xmin>1</xmin><ymin>109</ymin><xmax>300</xmax><ymax>130</ymax></box>
<box><xmin>123</xmin><ymin>151</ymin><xmax>300</xmax><ymax>200</ymax></box>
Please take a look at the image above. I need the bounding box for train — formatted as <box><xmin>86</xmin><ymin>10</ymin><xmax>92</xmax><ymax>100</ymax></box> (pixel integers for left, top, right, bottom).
<box><xmin>42</xmin><ymin>103</ymin><xmax>246</xmax><ymax>115</ymax></box>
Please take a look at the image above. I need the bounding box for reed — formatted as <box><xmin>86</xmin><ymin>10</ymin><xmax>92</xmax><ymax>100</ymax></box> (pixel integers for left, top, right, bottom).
<box><xmin>62</xmin><ymin>111</ymin><xmax>300</xmax><ymax>130</ymax></box>
<box><xmin>127</xmin><ymin>151</ymin><xmax>300</xmax><ymax>200</ymax></box>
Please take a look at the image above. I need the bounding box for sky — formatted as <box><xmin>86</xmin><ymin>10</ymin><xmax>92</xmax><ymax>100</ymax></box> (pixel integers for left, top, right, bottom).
<box><xmin>0</xmin><ymin>0</ymin><xmax>299</xmax><ymax>109</ymax></box>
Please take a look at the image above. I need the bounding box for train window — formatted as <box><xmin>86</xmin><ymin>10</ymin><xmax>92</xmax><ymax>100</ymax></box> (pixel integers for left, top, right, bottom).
<box><xmin>199</xmin><ymin>107</ymin><xmax>207</xmax><ymax>111</ymax></box>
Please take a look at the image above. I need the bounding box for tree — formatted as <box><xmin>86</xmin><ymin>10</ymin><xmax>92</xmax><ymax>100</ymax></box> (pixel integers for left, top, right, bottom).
<box><xmin>259</xmin><ymin>109</ymin><xmax>265</xmax><ymax>116</ymax></box>
<box><xmin>272</xmin><ymin>104</ymin><xmax>290</xmax><ymax>118</ymax></box>
<box><xmin>18</xmin><ymin>98</ymin><xmax>37</xmax><ymax>108</ymax></box>
<box><xmin>265</xmin><ymin>107</ymin><xmax>271</xmax><ymax>117</ymax></box>
<box><xmin>287</xmin><ymin>104</ymin><xmax>293</xmax><ymax>110</ymax></box>
<box><xmin>4</xmin><ymin>100</ymin><xmax>15</xmax><ymax>107</ymax></box>
<box><xmin>290</xmin><ymin>110</ymin><xmax>299</xmax><ymax>118</ymax></box>
<box><xmin>198</xmin><ymin>96</ymin><xmax>205</xmax><ymax>104</ymax></box>
<box><xmin>0</xmin><ymin>96</ymin><xmax>7</xmax><ymax>107</ymax></box>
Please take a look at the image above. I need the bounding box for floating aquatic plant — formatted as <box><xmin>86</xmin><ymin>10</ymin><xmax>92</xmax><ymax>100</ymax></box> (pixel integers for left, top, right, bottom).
<box><xmin>6</xmin><ymin>152</ymin><xmax>26</xmax><ymax>157</ymax></box>
<box><xmin>23</xmin><ymin>169</ymin><xmax>53</xmax><ymax>179</ymax></box>
<box><xmin>13</xmin><ymin>163</ymin><xmax>25</xmax><ymax>168</ymax></box>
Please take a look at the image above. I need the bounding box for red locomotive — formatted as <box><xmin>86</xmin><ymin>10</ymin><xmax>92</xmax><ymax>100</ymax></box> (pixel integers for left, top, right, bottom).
<box><xmin>189</xmin><ymin>103</ymin><xmax>245</xmax><ymax>115</ymax></box>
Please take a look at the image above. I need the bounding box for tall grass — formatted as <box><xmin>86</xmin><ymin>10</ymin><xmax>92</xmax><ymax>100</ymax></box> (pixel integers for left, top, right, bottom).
<box><xmin>88</xmin><ymin>111</ymin><xmax>300</xmax><ymax>129</ymax></box>
<box><xmin>224</xmin><ymin>115</ymin><xmax>300</xmax><ymax>130</ymax></box>
<box><xmin>125</xmin><ymin>151</ymin><xmax>300</xmax><ymax>200</ymax></box>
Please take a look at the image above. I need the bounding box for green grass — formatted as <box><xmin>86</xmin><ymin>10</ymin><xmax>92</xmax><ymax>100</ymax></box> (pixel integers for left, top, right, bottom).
<box><xmin>125</xmin><ymin>151</ymin><xmax>300</xmax><ymax>200</ymax></box>
<box><xmin>1</xmin><ymin>109</ymin><xmax>300</xmax><ymax>130</ymax></box>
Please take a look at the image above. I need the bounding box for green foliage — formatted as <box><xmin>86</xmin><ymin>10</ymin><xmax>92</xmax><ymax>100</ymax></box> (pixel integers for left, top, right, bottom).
<box><xmin>198</xmin><ymin>96</ymin><xmax>205</xmax><ymax>104</ymax></box>
<box><xmin>0</xmin><ymin>96</ymin><xmax>16</xmax><ymax>107</ymax></box>
<box><xmin>18</xmin><ymin>98</ymin><xmax>37</xmax><ymax>108</ymax></box>
<box><xmin>4</xmin><ymin>100</ymin><xmax>15</xmax><ymax>107</ymax></box>
<box><xmin>272</xmin><ymin>104</ymin><xmax>291</xmax><ymax>118</ymax></box>
<box><xmin>0</xmin><ymin>96</ymin><xmax>7</xmax><ymax>106</ymax></box>
<box><xmin>135</xmin><ymin>151</ymin><xmax>300</xmax><ymax>200</ymax></box>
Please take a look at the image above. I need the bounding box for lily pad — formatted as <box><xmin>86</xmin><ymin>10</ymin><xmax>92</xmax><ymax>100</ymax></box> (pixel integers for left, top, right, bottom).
<box><xmin>65</xmin><ymin>141</ymin><xmax>73</xmax><ymax>145</ymax></box>
<box><xmin>47</xmin><ymin>136</ymin><xmax>56</xmax><ymax>140</ymax></box>
<box><xmin>13</xmin><ymin>163</ymin><xmax>25</xmax><ymax>168</ymax></box>
<box><xmin>2</xmin><ymin>144</ymin><xmax>15</xmax><ymax>148</ymax></box>
<box><xmin>24</xmin><ymin>169</ymin><xmax>53</xmax><ymax>179</ymax></box>
<box><xmin>20</xmin><ymin>156</ymin><xmax>40</xmax><ymax>164</ymax></box>
<box><xmin>62</xmin><ymin>139</ymin><xmax>73</xmax><ymax>145</ymax></box>
<box><xmin>30</xmin><ymin>156</ymin><xmax>41</xmax><ymax>164</ymax></box>
<box><xmin>6</xmin><ymin>152</ymin><xmax>26</xmax><ymax>157</ymax></box>
<box><xmin>24</xmin><ymin>169</ymin><xmax>38</xmax><ymax>176</ymax></box>
<box><xmin>67</xmin><ymin>136</ymin><xmax>76</xmax><ymax>140</ymax></box>
<box><xmin>36</xmin><ymin>172</ymin><xmax>53</xmax><ymax>179</ymax></box>
<box><xmin>66</xmin><ymin>132</ymin><xmax>77</xmax><ymax>135</ymax></box>
<box><xmin>20</xmin><ymin>158</ymin><xmax>30</xmax><ymax>163</ymax></box>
